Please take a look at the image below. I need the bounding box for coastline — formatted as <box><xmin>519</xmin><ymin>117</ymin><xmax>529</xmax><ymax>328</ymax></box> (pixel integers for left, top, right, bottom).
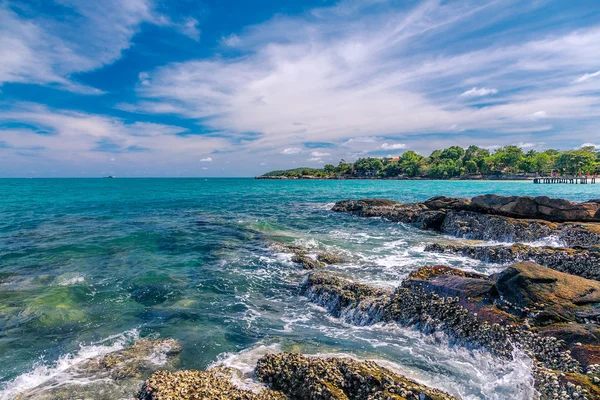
<box><xmin>256</xmin><ymin>175</ymin><xmax>535</xmax><ymax>181</ymax></box>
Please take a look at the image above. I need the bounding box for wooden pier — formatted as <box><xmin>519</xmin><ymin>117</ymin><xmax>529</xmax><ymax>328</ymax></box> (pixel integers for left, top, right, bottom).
<box><xmin>534</xmin><ymin>176</ymin><xmax>597</xmax><ymax>184</ymax></box>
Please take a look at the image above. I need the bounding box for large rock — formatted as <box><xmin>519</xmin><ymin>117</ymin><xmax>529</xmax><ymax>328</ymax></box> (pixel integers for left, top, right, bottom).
<box><xmin>332</xmin><ymin>196</ymin><xmax>600</xmax><ymax>247</ymax></box>
<box><xmin>138</xmin><ymin>368</ymin><xmax>285</xmax><ymax>400</ymax></box>
<box><xmin>495</xmin><ymin>261</ymin><xmax>600</xmax><ymax>325</ymax></box>
<box><xmin>470</xmin><ymin>195</ymin><xmax>600</xmax><ymax>222</ymax></box>
<box><xmin>255</xmin><ymin>353</ymin><xmax>458</xmax><ymax>400</ymax></box>
<box><xmin>425</xmin><ymin>242</ymin><xmax>600</xmax><ymax>281</ymax></box>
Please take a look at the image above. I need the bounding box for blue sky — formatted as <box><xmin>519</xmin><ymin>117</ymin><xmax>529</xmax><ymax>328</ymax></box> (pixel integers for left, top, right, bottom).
<box><xmin>1</xmin><ymin>0</ymin><xmax>600</xmax><ymax>177</ymax></box>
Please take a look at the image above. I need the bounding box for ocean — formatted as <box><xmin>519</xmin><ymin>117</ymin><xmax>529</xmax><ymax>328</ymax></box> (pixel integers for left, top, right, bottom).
<box><xmin>1</xmin><ymin>178</ymin><xmax>598</xmax><ymax>399</ymax></box>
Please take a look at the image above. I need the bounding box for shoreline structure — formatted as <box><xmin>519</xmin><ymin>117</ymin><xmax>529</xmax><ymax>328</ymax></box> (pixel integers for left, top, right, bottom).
<box><xmin>13</xmin><ymin>194</ymin><xmax>600</xmax><ymax>399</ymax></box>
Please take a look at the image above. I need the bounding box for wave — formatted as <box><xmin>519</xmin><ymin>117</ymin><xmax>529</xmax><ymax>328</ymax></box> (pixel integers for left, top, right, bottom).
<box><xmin>0</xmin><ymin>330</ymin><xmax>139</xmax><ymax>400</ymax></box>
<box><xmin>209</xmin><ymin>336</ymin><xmax>536</xmax><ymax>400</ymax></box>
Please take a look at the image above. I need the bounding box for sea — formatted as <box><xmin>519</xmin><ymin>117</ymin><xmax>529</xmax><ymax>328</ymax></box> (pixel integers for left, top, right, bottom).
<box><xmin>1</xmin><ymin>178</ymin><xmax>598</xmax><ymax>399</ymax></box>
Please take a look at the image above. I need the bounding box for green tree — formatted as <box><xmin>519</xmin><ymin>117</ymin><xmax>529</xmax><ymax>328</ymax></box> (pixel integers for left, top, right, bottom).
<box><xmin>399</xmin><ymin>151</ymin><xmax>424</xmax><ymax>177</ymax></box>
<box><xmin>555</xmin><ymin>150</ymin><xmax>597</xmax><ymax>175</ymax></box>
<box><xmin>354</xmin><ymin>158</ymin><xmax>383</xmax><ymax>176</ymax></box>
<box><xmin>493</xmin><ymin>146</ymin><xmax>524</xmax><ymax>173</ymax></box>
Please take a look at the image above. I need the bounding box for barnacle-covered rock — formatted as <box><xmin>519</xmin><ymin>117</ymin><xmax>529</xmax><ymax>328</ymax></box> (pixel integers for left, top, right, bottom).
<box><xmin>138</xmin><ymin>367</ymin><xmax>286</xmax><ymax>400</ymax></box>
<box><xmin>425</xmin><ymin>242</ymin><xmax>600</xmax><ymax>281</ymax></box>
<box><xmin>255</xmin><ymin>353</ymin><xmax>458</xmax><ymax>400</ymax></box>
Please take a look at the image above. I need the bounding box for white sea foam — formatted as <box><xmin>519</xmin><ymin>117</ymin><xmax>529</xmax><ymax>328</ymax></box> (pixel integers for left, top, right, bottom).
<box><xmin>525</xmin><ymin>235</ymin><xmax>566</xmax><ymax>247</ymax></box>
<box><xmin>55</xmin><ymin>274</ymin><xmax>85</xmax><ymax>286</ymax></box>
<box><xmin>0</xmin><ymin>330</ymin><xmax>139</xmax><ymax>400</ymax></box>
<box><xmin>311</xmin><ymin>202</ymin><xmax>336</xmax><ymax>210</ymax></box>
<box><xmin>208</xmin><ymin>334</ymin><xmax>535</xmax><ymax>400</ymax></box>
<box><xmin>210</xmin><ymin>344</ymin><xmax>282</xmax><ymax>392</ymax></box>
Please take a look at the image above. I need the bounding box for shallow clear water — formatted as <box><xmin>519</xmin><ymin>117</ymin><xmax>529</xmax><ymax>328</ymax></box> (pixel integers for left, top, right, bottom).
<box><xmin>1</xmin><ymin>178</ymin><xmax>598</xmax><ymax>399</ymax></box>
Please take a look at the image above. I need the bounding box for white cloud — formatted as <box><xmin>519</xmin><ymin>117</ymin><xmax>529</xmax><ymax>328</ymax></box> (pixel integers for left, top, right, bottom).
<box><xmin>574</xmin><ymin>70</ymin><xmax>600</xmax><ymax>83</ymax></box>
<box><xmin>515</xmin><ymin>142</ymin><xmax>542</xmax><ymax>148</ymax></box>
<box><xmin>581</xmin><ymin>143</ymin><xmax>599</xmax><ymax>148</ymax></box>
<box><xmin>0</xmin><ymin>1</ymin><xmax>200</xmax><ymax>92</ymax></box>
<box><xmin>131</xmin><ymin>0</ymin><xmax>600</xmax><ymax>153</ymax></box>
<box><xmin>381</xmin><ymin>143</ymin><xmax>406</xmax><ymax>150</ymax></box>
<box><xmin>180</xmin><ymin>18</ymin><xmax>200</xmax><ymax>40</ymax></box>
<box><xmin>308</xmin><ymin>157</ymin><xmax>323</xmax><ymax>162</ymax></box>
<box><xmin>460</xmin><ymin>87</ymin><xmax>498</xmax><ymax>97</ymax></box>
<box><xmin>310</xmin><ymin>151</ymin><xmax>330</xmax><ymax>157</ymax></box>
<box><xmin>0</xmin><ymin>103</ymin><xmax>228</xmax><ymax>163</ymax></box>
<box><xmin>281</xmin><ymin>147</ymin><xmax>301</xmax><ymax>154</ymax></box>
<box><xmin>221</xmin><ymin>34</ymin><xmax>241</xmax><ymax>47</ymax></box>
<box><xmin>344</xmin><ymin>136</ymin><xmax>382</xmax><ymax>144</ymax></box>
<box><xmin>530</xmin><ymin>111</ymin><xmax>548</xmax><ymax>120</ymax></box>
<box><xmin>200</xmin><ymin>157</ymin><xmax>213</xmax><ymax>162</ymax></box>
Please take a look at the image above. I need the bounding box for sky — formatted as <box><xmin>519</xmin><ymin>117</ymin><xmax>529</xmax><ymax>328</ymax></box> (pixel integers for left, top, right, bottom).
<box><xmin>1</xmin><ymin>0</ymin><xmax>600</xmax><ymax>177</ymax></box>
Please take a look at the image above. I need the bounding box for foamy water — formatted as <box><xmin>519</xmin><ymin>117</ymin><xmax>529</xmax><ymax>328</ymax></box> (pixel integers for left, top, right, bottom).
<box><xmin>4</xmin><ymin>179</ymin><xmax>589</xmax><ymax>399</ymax></box>
<box><xmin>0</xmin><ymin>330</ymin><xmax>139</xmax><ymax>400</ymax></box>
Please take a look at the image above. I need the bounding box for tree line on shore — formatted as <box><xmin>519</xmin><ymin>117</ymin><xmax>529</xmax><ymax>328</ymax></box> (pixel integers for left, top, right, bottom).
<box><xmin>263</xmin><ymin>145</ymin><xmax>600</xmax><ymax>179</ymax></box>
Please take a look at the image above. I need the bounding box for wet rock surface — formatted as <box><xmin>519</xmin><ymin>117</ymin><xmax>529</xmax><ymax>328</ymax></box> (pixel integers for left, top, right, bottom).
<box><xmin>255</xmin><ymin>353</ymin><xmax>458</xmax><ymax>400</ymax></box>
<box><xmin>138</xmin><ymin>353</ymin><xmax>457</xmax><ymax>400</ymax></box>
<box><xmin>15</xmin><ymin>338</ymin><xmax>181</xmax><ymax>400</ymax></box>
<box><xmin>273</xmin><ymin>242</ymin><xmax>347</xmax><ymax>269</ymax></box>
<box><xmin>333</xmin><ymin>195</ymin><xmax>600</xmax><ymax>248</ymax></box>
<box><xmin>138</xmin><ymin>367</ymin><xmax>286</xmax><ymax>400</ymax></box>
<box><xmin>425</xmin><ymin>242</ymin><xmax>600</xmax><ymax>281</ymax></box>
<box><xmin>468</xmin><ymin>195</ymin><xmax>600</xmax><ymax>222</ymax></box>
<box><xmin>303</xmin><ymin>263</ymin><xmax>600</xmax><ymax>399</ymax></box>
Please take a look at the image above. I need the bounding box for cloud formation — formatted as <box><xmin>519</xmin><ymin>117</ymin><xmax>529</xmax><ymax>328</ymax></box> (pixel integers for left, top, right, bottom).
<box><xmin>2</xmin><ymin>0</ymin><xmax>600</xmax><ymax>176</ymax></box>
<box><xmin>0</xmin><ymin>0</ymin><xmax>199</xmax><ymax>93</ymax></box>
<box><xmin>130</xmin><ymin>0</ymin><xmax>600</xmax><ymax>155</ymax></box>
<box><xmin>381</xmin><ymin>143</ymin><xmax>407</xmax><ymax>150</ymax></box>
<box><xmin>460</xmin><ymin>87</ymin><xmax>498</xmax><ymax>98</ymax></box>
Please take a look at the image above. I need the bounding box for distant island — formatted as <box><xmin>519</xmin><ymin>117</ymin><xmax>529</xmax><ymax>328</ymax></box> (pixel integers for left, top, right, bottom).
<box><xmin>258</xmin><ymin>145</ymin><xmax>599</xmax><ymax>180</ymax></box>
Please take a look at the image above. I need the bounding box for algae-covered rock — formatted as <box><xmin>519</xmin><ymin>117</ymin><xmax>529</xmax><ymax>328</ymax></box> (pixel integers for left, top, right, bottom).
<box><xmin>291</xmin><ymin>254</ymin><xmax>325</xmax><ymax>270</ymax></box>
<box><xmin>22</xmin><ymin>286</ymin><xmax>90</xmax><ymax>327</ymax></box>
<box><xmin>255</xmin><ymin>353</ymin><xmax>458</xmax><ymax>400</ymax></box>
<box><xmin>128</xmin><ymin>272</ymin><xmax>181</xmax><ymax>306</ymax></box>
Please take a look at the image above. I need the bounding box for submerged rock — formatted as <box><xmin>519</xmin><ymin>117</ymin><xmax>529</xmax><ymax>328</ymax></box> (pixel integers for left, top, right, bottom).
<box><xmin>273</xmin><ymin>242</ymin><xmax>346</xmax><ymax>269</ymax></box>
<box><xmin>333</xmin><ymin>195</ymin><xmax>600</xmax><ymax>247</ymax></box>
<box><xmin>255</xmin><ymin>353</ymin><xmax>458</xmax><ymax>400</ymax></box>
<box><xmin>425</xmin><ymin>242</ymin><xmax>600</xmax><ymax>281</ymax></box>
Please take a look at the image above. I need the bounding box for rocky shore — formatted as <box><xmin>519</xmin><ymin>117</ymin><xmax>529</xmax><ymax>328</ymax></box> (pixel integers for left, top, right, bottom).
<box><xmin>303</xmin><ymin>262</ymin><xmax>600</xmax><ymax>399</ymax></box>
<box><xmin>138</xmin><ymin>353</ymin><xmax>457</xmax><ymax>400</ymax></box>
<box><xmin>425</xmin><ymin>242</ymin><xmax>600</xmax><ymax>281</ymax></box>
<box><xmin>333</xmin><ymin>195</ymin><xmax>600</xmax><ymax>280</ymax></box>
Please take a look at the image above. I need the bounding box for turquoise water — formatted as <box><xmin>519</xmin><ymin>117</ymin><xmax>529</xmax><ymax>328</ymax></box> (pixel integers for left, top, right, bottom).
<box><xmin>1</xmin><ymin>178</ymin><xmax>598</xmax><ymax>399</ymax></box>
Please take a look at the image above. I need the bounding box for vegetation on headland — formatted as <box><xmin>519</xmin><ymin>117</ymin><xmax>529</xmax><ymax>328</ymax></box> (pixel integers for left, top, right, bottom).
<box><xmin>261</xmin><ymin>145</ymin><xmax>600</xmax><ymax>179</ymax></box>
